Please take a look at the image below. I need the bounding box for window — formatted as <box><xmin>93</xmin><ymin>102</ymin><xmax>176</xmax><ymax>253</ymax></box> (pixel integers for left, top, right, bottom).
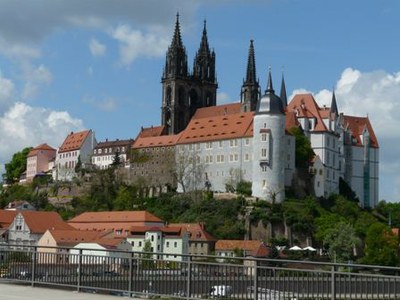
<box><xmin>261</xmin><ymin>148</ymin><xmax>267</xmax><ymax>158</ymax></box>
<box><xmin>105</xmin><ymin>148</ymin><xmax>108</xmax><ymax>154</ymax></box>
<box><xmin>244</xmin><ymin>153</ymin><xmax>249</xmax><ymax>161</ymax></box>
<box><xmin>166</xmin><ymin>242</ymin><xmax>170</xmax><ymax>247</ymax></box>
<box><xmin>131</xmin><ymin>241</ymin><xmax>135</xmax><ymax>246</ymax></box>
<box><xmin>262</xmin><ymin>180</ymin><xmax>267</xmax><ymax>188</ymax></box>
<box><xmin>261</xmin><ymin>133</ymin><xmax>267</xmax><ymax>141</ymax></box>
<box><xmin>245</xmin><ymin>138</ymin><xmax>250</xmax><ymax>146</ymax></box>
<box><xmin>206</xmin><ymin>142</ymin><xmax>212</xmax><ymax>149</ymax></box>
<box><xmin>139</xmin><ymin>241</ymin><xmax>142</xmax><ymax>247</ymax></box>
<box><xmin>151</xmin><ymin>236</ymin><xmax>154</xmax><ymax>242</ymax></box>
<box><xmin>174</xmin><ymin>242</ymin><xmax>177</xmax><ymax>248</ymax></box>
<box><xmin>229</xmin><ymin>139</ymin><xmax>238</xmax><ymax>147</ymax></box>
<box><xmin>219</xmin><ymin>141</ymin><xmax>223</xmax><ymax>148</ymax></box>
<box><xmin>261</xmin><ymin>165</ymin><xmax>267</xmax><ymax>172</ymax></box>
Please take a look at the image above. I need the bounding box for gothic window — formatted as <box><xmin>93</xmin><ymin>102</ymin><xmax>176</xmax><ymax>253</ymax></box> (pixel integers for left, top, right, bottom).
<box><xmin>166</xmin><ymin>86</ymin><xmax>172</xmax><ymax>106</ymax></box>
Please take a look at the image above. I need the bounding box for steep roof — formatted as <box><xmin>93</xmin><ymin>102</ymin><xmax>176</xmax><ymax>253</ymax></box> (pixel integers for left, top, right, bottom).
<box><xmin>0</xmin><ymin>210</ymin><xmax>18</xmax><ymax>228</ymax></box>
<box><xmin>287</xmin><ymin>94</ymin><xmax>328</xmax><ymax>132</ymax></box>
<box><xmin>136</xmin><ymin>125</ymin><xmax>167</xmax><ymax>139</ymax></box>
<box><xmin>95</xmin><ymin>139</ymin><xmax>134</xmax><ymax>149</ymax></box>
<box><xmin>169</xmin><ymin>223</ymin><xmax>216</xmax><ymax>242</ymax></box>
<box><xmin>128</xmin><ymin>225</ymin><xmax>185</xmax><ymax>238</ymax></box>
<box><xmin>21</xmin><ymin>211</ymin><xmax>73</xmax><ymax>233</ymax></box>
<box><xmin>177</xmin><ymin>111</ymin><xmax>254</xmax><ymax>144</ymax></box>
<box><xmin>69</xmin><ymin>211</ymin><xmax>163</xmax><ymax>224</ymax></box>
<box><xmin>28</xmin><ymin>144</ymin><xmax>56</xmax><ymax>157</ymax></box>
<box><xmin>342</xmin><ymin>115</ymin><xmax>379</xmax><ymax>148</ymax></box>
<box><xmin>133</xmin><ymin>133</ymin><xmax>181</xmax><ymax>149</ymax></box>
<box><xmin>192</xmin><ymin>103</ymin><xmax>241</xmax><ymax>119</ymax></box>
<box><xmin>58</xmin><ymin>130</ymin><xmax>91</xmax><ymax>153</ymax></box>
<box><xmin>46</xmin><ymin>229</ymin><xmax>106</xmax><ymax>246</ymax></box>
<box><xmin>215</xmin><ymin>240</ymin><xmax>262</xmax><ymax>252</ymax></box>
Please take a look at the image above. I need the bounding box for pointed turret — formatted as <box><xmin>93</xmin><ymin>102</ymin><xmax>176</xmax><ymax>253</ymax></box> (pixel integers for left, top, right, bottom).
<box><xmin>280</xmin><ymin>72</ymin><xmax>288</xmax><ymax>109</ymax></box>
<box><xmin>256</xmin><ymin>68</ymin><xmax>284</xmax><ymax>115</ymax></box>
<box><xmin>240</xmin><ymin>40</ymin><xmax>261</xmax><ymax>112</ymax></box>
<box><xmin>330</xmin><ymin>89</ymin><xmax>338</xmax><ymax>117</ymax></box>
<box><xmin>171</xmin><ymin>13</ymin><xmax>183</xmax><ymax>48</ymax></box>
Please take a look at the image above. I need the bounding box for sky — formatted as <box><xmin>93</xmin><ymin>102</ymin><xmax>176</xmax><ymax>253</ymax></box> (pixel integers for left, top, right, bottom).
<box><xmin>0</xmin><ymin>0</ymin><xmax>399</xmax><ymax>202</ymax></box>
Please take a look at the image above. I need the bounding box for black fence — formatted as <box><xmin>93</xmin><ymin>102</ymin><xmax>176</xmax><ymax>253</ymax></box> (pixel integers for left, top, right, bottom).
<box><xmin>1</xmin><ymin>245</ymin><xmax>400</xmax><ymax>299</ymax></box>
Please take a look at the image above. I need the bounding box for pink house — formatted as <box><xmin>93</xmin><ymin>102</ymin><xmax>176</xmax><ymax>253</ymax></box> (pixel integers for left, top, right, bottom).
<box><xmin>26</xmin><ymin>143</ymin><xmax>56</xmax><ymax>181</ymax></box>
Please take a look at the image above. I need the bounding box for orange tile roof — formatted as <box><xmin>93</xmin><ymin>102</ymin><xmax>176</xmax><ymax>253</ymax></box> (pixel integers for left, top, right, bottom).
<box><xmin>177</xmin><ymin>111</ymin><xmax>254</xmax><ymax>144</ymax></box>
<box><xmin>47</xmin><ymin>229</ymin><xmax>106</xmax><ymax>246</ymax></box>
<box><xmin>285</xmin><ymin>110</ymin><xmax>300</xmax><ymax>131</ymax></box>
<box><xmin>58</xmin><ymin>130</ymin><xmax>91</xmax><ymax>153</ymax></box>
<box><xmin>136</xmin><ymin>125</ymin><xmax>167</xmax><ymax>139</ymax></box>
<box><xmin>133</xmin><ymin>133</ymin><xmax>181</xmax><ymax>149</ymax></box>
<box><xmin>128</xmin><ymin>225</ymin><xmax>185</xmax><ymax>237</ymax></box>
<box><xmin>287</xmin><ymin>94</ymin><xmax>328</xmax><ymax>132</ymax></box>
<box><xmin>192</xmin><ymin>103</ymin><xmax>242</xmax><ymax>119</ymax></box>
<box><xmin>0</xmin><ymin>210</ymin><xmax>18</xmax><ymax>228</ymax></box>
<box><xmin>343</xmin><ymin>115</ymin><xmax>379</xmax><ymax>148</ymax></box>
<box><xmin>21</xmin><ymin>211</ymin><xmax>74</xmax><ymax>233</ymax></box>
<box><xmin>28</xmin><ymin>143</ymin><xmax>56</xmax><ymax>157</ymax></box>
<box><xmin>215</xmin><ymin>240</ymin><xmax>262</xmax><ymax>251</ymax></box>
<box><xmin>170</xmin><ymin>223</ymin><xmax>216</xmax><ymax>242</ymax></box>
<box><xmin>69</xmin><ymin>211</ymin><xmax>163</xmax><ymax>224</ymax></box>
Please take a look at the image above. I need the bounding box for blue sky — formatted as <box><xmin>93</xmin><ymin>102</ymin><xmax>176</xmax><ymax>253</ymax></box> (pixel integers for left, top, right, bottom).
<box><xmin>0</xmin><ymin>0</ymin><xmax>399</xmax><ymax>202</ymax></box>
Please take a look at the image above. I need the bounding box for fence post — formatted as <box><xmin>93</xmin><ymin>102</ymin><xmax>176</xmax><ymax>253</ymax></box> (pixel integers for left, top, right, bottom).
<box><xmin>331</xmin><ymin>265</ymin><xmax>336</xmax><ymax>300</ymax></box>
<box><xmin>186</xmin><ymin>256</ymin><xmax>192</xmax><ymax>300</ymax></box>
<box><xmin>128</xmin><ymin>252</ymin><xmax>134</xmax><ymax>297</ymax></box>
<box><xmin>77</xmin><ymin>249</ymin><xmax>82</xmax><ymax>292</ymax></box>
<box><xmin>253</xmin><ymin>260</ymin><xmax>258</xmax><ymax>300</ymax></box>
<box><xmin>31</xmin><ymin>246</ymin><xmax>37</xmax><ymax>287</ymax></box>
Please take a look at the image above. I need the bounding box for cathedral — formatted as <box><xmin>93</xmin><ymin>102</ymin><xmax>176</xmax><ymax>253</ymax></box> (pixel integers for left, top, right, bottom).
<box><xmin>132</xmin><ymin>15</ymin><xmax>379</xmax><ymax>208</ymax></box>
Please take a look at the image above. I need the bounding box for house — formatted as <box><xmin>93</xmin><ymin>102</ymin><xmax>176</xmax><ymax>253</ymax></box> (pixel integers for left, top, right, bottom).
<box><xmin>215</xmin><ymin>240</ymin><xmax>265</xmax><ymax>260</ymax></box>
<box><xmin>68</xmin><ymin>211</ymin><xmax>164</xmax><ymax>236</ymax></box>
<box><xmin>92</xmin><ymin>138</ymin><xmax>134</xmax><ymax>169</ymax></box>
<box><xmin>126</xmin><ymin>225</ymin><xmax>189</xmax><ymax>261</ymax></box>
<box><xmin>7</xmin><ymin>211</ymin><xmax>73</xmax><ymax>249</ymax></box>
<box><xmin>54</xmin><ymin>129</ymin><xmax>97</xmax><ymax>181</ymax></box>
<box><xmin>26</xmin><ymin>143</ymin><xmax>56</xmax><ymax>182</ymax></box>
<box><xmin>37</xmin><ymin>229</ymin><xmax>108</xmax><ymax>263</ymax></box>
<box><xmin>169</xmin><ymin>223</ymin><xmax>216</xmax><ymax>256</ymax></box>
<box><xmin>0</xmin><ymin>210</ymin><xmax>18</xmax><ymax>247</ymax></box>
<box><xmin>5</xmin><ymin>200</ymin><xmax>36</xmax><ymax>211</ymax></box>
<box><xmin>70</xmin><ymin>238</ymin><xmax>131</xmax><ymax>265</ymax></box>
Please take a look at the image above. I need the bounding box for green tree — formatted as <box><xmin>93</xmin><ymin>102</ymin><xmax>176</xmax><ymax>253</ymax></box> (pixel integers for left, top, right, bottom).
<box><xmin>3</xmin><ymin>147</ymin><xmax>32</xmax><ymax>183</ymax></box>
<box><xmin>236</xmin><ymin>181</ymin><xmax>252</xmax><ymax>197</ymax></box>
<box><xmin>323</xmin><ymin>222</ymin><xmax>359</xmax><ymax>263</ymax></box>
<box><xmin>114</xmin><ymin>185</ymin><xmax>139</xmax><ymax>210</ymax></box>
<box><xmin>75</xmin><ymin>155</ymin><xmax>82</xmax><ymax>175</ymax></box>
<box><xmin>111</xmin><ymin>151</ymin><xmax>122</xmax><ymax>167</ymax></box>
<box><xmin>289</xmin><ymin>127</ymin><xmax>314</xmax><ymax>168</ymax></box>
<box><xmin>361</xmin><ymin>223</ymin><xmax>399</xmax><ymax>266</ymax></box>
<box><xmin>141</xmin><ymin>239</ymin><xmax>155</xmax><ymax>269</ymax></box>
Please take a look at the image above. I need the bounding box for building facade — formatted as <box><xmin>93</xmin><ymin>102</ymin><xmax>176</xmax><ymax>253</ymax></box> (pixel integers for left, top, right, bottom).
<box><xmin>26</xmin><ymin>144</ymin><xmax>56</xmax><ymax>182</ymax></box>
<box><xmin>92</xmin><ymin>138</ymin><xmax>134</xmax><ymax>169</ymax></box>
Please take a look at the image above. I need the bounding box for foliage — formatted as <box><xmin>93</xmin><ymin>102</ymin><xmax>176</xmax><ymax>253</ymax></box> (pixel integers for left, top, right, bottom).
<box><xmin>288</xmin><ymin>127</ymin><xmax>314</xmax><ymax>168</ymax></box>
<box><xmin>236</xmin><ymin>181</ymin><xmax>252</xmax><ymax>197</ymax></box>
<box><xmin>323</xmin><ymin>222</ymin><xmax>359</xmax><ymax>263</ymax></box>
<box><xmin>375</xmin><ymin>201</ymin><xmax>400</xmax><ymax>228</ymax></box>
<box><xmin>361</xmin><ymin>223</ymin><xmax>399</xmax><ymax>266</ymax></box>
<box><xmin>3</xmin><ymin>147</ymin><xmax>32</xmax><ymax>183</ymax></box>
<box><xmin>339</xmin><ymin>177</ymin><xmax>359</xmax><ymax>203</ymax></box>
<box><xmin>141</xmin><ymin>239</ymin><xmax>155</xmax><ymax>269</ymax></box>
<box><xmin>75</xmin><ymin>155</ymin><xmax>82</xmax><ymax>175</ymax></box>
<box><xmin>111</xmin><ymin>151</ymin><xmax>122</xmax><ymax>167</ymax></box>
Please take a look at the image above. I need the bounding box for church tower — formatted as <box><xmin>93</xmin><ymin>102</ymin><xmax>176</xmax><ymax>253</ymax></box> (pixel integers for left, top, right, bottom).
<box><xmin>191</xmin><ymin>20</ymin><xmax>218</xmax><ymax>115</ymax></box>
<box><xmin>241</xmin><ymin>40</ymin><xmax>261</xmax><ymax>112</ymax></box>
<box><xmin>252</xmin><ymin>69</ymin><xmax>286</xmax><ymax>203</ymax></box>
<box><xmin>161</xmin><ymin>16</ymin><xmax>217</xmax><ymax>134</ymax></box>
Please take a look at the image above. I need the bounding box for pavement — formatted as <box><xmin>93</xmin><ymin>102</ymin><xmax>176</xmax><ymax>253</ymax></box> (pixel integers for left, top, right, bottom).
<box><xmin>0</xmin><ymin>282</ymin><xmax>130</xmax><ymax>300</ymax></box>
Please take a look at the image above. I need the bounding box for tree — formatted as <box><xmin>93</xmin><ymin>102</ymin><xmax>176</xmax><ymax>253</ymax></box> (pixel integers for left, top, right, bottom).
<box><xmin>3</xmin><ymin>147</ymin><xmax>32</xmax><ymax>183</ymax></box>
<box><xmin>74</xmin><ymin>155</ymin><xmax>82</xmax><ymax>175</ymax></box>
<box><xmin>174</xmin><ymin>148</ymin><xmax>205</xmax><ymax>193</ymax></box>
<box><xmin>236</xmin><ymin>181</ymin><xmax>252</xmax><ymax>197</ymax></box>
<box><xmin>141</xmin><ymin>239</ymin><xmax>155</xmax><ymax>269</ymax></box>
<box><xmin>323</xmin><ymin>222</ymin><xmax>359</xmax><ymax>263</ymax></box>
<box><xmin>289</xmin><ymin>127</ymin><xmax>314</xmax><ymax>168</ymax></box>
<box><xmin>111</xmin><ymin>151</ymin><xmax>122</xmax><ymax>167</ymax></box>
<box><xmin>361</xmin><ymin>223</ymin><xmax>399</xmax><ymax>266</ymax></box>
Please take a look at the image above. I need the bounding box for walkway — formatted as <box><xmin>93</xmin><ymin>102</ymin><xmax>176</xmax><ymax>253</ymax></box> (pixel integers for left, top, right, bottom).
<box><xmin>0</xmin><ymin>283</ymin><xmax>126</xmax><ymax>300</ymax></box>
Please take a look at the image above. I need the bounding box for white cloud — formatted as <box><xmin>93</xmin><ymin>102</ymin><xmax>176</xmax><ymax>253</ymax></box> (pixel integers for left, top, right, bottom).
<box><xmin>89</xmin><ymin>38</ymin><xmax>106</xmax><ymax>57</ymax></box>
<box><xmin>21</xmin><ymin>64</ymin><xmax>53</xmax><ymax>100</ymax></box>
<box><xmin>0</xmin><ymin>72</ymin><xmax>15</xmax><ymax>109</ymax></box>
<box><xmin>0</xmin><ymin>102</ymin><xmax>84</xmax><ymax>167</ymax></box>
<box><xmin>111</xmin><ymin>25</ymin><xmax>169</xmax><ymax>66</ymax></box>
<box><xmin>217</xmin><ymin>92</ymin><xmax>232</xmax><ymax>104</ymax></box>
<box><xmin>294</xmin><ymin>68</ymin><xmax>400</xmax><ymax>202</ymax></box>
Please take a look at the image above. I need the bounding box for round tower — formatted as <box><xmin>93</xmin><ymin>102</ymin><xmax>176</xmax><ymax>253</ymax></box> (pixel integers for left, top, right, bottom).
<box><xmin>252</xmin><ymin>68</ymin><xmax>286</xmax><ymax>203</ymax></box>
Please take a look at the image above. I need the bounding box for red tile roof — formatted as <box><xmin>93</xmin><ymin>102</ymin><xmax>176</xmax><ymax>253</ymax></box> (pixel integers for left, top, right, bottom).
<box><xmin>287</xmin><ymin>94</ymin><xmax>328</xmax><ymax>132</ymax></box>
<box><xmin>0</xmin><ymin>210</ymin><xmax>18</xmax><ymax>229</ymax></box>
<box><xmin>215</xmin><ymin>240</ymin><xmax>262</xmax><ymax>252</ymax></box>
<box><xmin>133</xmin><ymin>133</ymin><xmax>181</xmax><ymax>149</ymax></box>
<box><xmin>342</xmin><ymin>115</ymin><xmax>379</xmax><ymax>148</ymax></box>
<box><xmin>177</xmin><ymin>111</ymin><xmax>254</xmax><ymax>144</ymax></box>
<box><xmin>21</xmin><ymin>211</ymin><xmax>73</xmax><ymax>233</ymax></box>
<box><xmin>128</xmin><ymin>225</ymin><xmax>185</xmax><ymax>238</ymax></box>
<box><xmin>28</xmin><ymin>144</ymin><xmax>56</xmax><ymax>157</ymax></box>
<box><xmin>59</xmin><ymin>130</ymin><xmax>91</xmax><ymax>153</ymax></box>
<box><xmin>136</xmin><ymin>126</ymin><xmax>167</xmax><ymax>139</ymax></box>
<box><xmin>192</xmin><ymin>103</ymin><xmax>242</xmax><ymax>119</ymax></box>
<box><xmin>170</xmin><ymin>223</ymin><xmax>216</xmax><ymax>242</ymax></box>
<box><xmin>47</xmin><ymin>229</ymin><xmax>106</xmax><ymax>246</ymax></box>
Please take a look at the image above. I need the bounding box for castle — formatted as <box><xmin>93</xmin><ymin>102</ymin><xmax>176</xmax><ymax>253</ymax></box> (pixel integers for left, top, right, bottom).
<box><xmin>130</xmin><ymin>14</ymin><xmax>379</xmax><ymax>207</ymax></box>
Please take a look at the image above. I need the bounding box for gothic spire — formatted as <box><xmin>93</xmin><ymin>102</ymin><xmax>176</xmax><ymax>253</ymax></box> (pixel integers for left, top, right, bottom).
<box><xmin>198</xmin><ymin>19</ymin><xmax>210</xmax><ymax>55</ymax></box>
<box><xmin>266</xmin><ymin>67</ymin><xmax>274</xmax><ymax>94</ymax></box>
<box><xmin>331</xmin><ymin>88</ymin><xmax>339</xmax><ymax>116</ymax></box>
<box><xmin>193</xmin><ymin>19</ymin><xmax>215</xmax><ymax>82</ymax></box>
<box><xmin>171</xmin><ymin>12</ymin><xmax>183</xmax><ymax>48</ymax></box>
<box><xmin>245</xmin><ymin>40</ymin><xmax>257</xmax><ymax>84</ymax></box>
<box><xmin>280</xmin><ymin>71</ymin><xmax>288</xmax><ymax>108</ymax></box>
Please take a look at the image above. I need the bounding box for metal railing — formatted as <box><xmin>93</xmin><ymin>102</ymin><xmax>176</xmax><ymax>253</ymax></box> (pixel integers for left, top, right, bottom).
<box><xmin>1</xmin><ymin>244</ymin><xmax>400</xmax><ymax>299</ymax></box>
